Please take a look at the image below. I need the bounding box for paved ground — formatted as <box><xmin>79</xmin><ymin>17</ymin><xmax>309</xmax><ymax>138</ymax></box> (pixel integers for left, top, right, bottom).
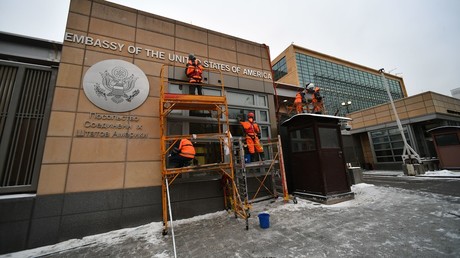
<box><xmin>363</xmin><ymin>174</ymin><xmax>460</xmax><ymax>198</ymax></box>
<box><xmin>5</xmin><ymin>180</ymin><xmax>460</xmax><ymax>258</ymax></box>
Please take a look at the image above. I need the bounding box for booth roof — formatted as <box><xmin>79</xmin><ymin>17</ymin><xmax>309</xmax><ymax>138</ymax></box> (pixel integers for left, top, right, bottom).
<box><xmin>281</xmin><ymin>113</ymin><xmax>352</xmax><ymax>126</ymax></box>
<box><xmin>426</xmin><ymin>125</ymin><xmax>460</xmax><ymax>133</ymax></box>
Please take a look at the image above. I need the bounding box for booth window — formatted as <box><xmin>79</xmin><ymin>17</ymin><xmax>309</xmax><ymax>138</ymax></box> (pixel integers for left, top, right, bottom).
<box><xmin>435</xmin><ymin>133</ymin><xmax>460</xmax><ymax>146</ymax></box>
<box><xmin>290</xmin><ymin>127</ymin><xmax>316</xmax><ymax>152</ymax></box>
<box><xmin>319</xmin><ymin>127</ymin><xmax>339</xmax><ymax>148</ymax></box>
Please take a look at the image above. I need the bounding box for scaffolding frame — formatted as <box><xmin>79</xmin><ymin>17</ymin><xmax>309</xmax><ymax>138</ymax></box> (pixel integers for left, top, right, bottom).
<box><xmin>234</xmin><ymin>135</ymin><xmax>290</xmax><ymax>203</ymax></box>
<box><xmin>159</xmin><ymin>65</ymin><xmax>248</xmax><ymax>235</ymax></box>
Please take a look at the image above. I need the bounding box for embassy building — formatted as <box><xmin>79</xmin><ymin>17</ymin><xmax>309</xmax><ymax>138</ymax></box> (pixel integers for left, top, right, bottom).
<box><xmin>0</xmin><ymin>0</ymin><xmax>275</xmax><ymax>253</ymax></box>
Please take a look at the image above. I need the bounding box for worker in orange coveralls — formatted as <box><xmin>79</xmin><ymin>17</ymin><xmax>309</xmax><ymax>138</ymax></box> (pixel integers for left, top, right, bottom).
<box><xmin>168</xmin><ymin>135</ymin><xmax>196</xmax><ymax>168</ymax></box>
<box><xmin>305</xmin><ymin>82</ymin><xmax>323</xmax><ymax>114</ymax></box>
<box><xmin>294</xmin><ymin>88</ymin><xmax>304</xmax><ymax>114</ymax></box>
<box><xmin>239</xmin><ymin>112</ymin><xmax>264</xmax><ymax>162</ymax></box>
<box><xmin>185</xmin><ymin>53</ymin><xmax>204</xmax><ymax>95</ymax></box>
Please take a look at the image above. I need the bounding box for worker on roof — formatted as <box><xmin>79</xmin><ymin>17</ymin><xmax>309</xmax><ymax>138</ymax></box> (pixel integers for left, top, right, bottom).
<box><xmin>239</xmin><ymin>112</ymin><xmax>264</xmax><ymax>162</ymax></box>
<box><xmin>294</xmin><ymin>87</ymin><xmax>304</xmax><ymax>114</ymax></box>
<box><xmin>185</xmin><ymin>53</ymin><xmax>204</xmax><ymax>95</ymax></box>
<box><xmin>305</xmin><ymin>82</ymin><xmax>324</xmax><ymax>114</ymax></box>
<box><xmin>168</xmin><ymin>134</ymin><xmax>197</xmax><ymax>168</ymax></box>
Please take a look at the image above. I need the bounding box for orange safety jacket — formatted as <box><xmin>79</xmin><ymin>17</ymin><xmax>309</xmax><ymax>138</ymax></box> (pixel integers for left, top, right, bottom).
<box><xmin>240</xmin><ymin>121</ymin><xmax>261</xmax><ymax>138</ymax></box>
<box><xmin>178</xmin><ymin>138</ymin><xmax>195</xmax><ymax>159</ymax></box>
<box><xmin>186</xmin><ymin>60</ymin><xmax>203</xmax><ymax>83</ymax></box>
<box><xmin>294</xmin><ymin>92</ymin><xmax>303</xmax><ymax>104</ymax></box>
<box><xmin>312</xmin><ymin>87</ymin><xmax>321</xmax><ymax>103</ymax></box>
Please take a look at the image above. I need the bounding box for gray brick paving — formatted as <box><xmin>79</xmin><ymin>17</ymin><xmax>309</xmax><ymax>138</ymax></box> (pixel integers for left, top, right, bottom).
<box><xmin>5</xmin><ymin>184</ymin><xmax>460</xmax><ymax>258</ymax></box>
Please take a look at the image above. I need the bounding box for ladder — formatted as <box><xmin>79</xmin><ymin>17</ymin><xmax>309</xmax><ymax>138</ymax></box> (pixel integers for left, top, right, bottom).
<box><xmin>233</xmin><ymin>135</ymin><xmax>290</xmax><ymax>209</ymax></box>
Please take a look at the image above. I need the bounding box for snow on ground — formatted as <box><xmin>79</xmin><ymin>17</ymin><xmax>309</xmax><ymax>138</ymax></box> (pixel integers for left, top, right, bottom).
<box><xmin>3</xmin><ymin>171</ymin><xmax>460</xmax><ymax>257</ymax></box>
<box><xmin>419</xmin><ymin>170</ymin><xmax>460</xmax><ymax>177</ymax></box>
<box><xmin>364</xmin><ymin>169</ymin><xmax>460</xmax><ymax>178</ymax></box>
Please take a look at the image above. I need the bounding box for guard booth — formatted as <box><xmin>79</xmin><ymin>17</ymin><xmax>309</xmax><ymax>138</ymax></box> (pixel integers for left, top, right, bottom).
<box><xmin>427</xmin><ymin>126</ymin><xmax>460</xmax><ymax>170</ymax></box>
<box><xmin>281</xmin><ymin>113</ymin><xmax>354</xmax><ymax>204</ymax></box>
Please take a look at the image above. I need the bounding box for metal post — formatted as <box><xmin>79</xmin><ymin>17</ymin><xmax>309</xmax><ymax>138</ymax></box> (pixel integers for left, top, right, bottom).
<box><xmin>165</xmin><ymin>177</ymin><xmax>177</xmax><ymax>258</ymax></box>
<box><xmin>379</xmin><ymin>69</ymin><xmax>421</xmax><ymax>165</ymax></box>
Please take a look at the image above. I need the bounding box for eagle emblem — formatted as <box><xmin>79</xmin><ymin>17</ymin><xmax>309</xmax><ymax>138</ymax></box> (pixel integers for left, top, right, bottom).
<box><xmin>95</xmin><ymin>66</ymin><xmax>140</xmax><ymax>104</ymax></box>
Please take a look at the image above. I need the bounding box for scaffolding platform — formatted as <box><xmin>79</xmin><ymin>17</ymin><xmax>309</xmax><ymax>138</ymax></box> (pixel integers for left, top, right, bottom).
<box><xmin>159</xmin><ymin>64</ymin><xmax>290</xmax><ymax>234</ymax></box>
<box><xmin>159</xmin><ymin>65</ymin><xmax>248</xmax><ymax>235</ymax></box>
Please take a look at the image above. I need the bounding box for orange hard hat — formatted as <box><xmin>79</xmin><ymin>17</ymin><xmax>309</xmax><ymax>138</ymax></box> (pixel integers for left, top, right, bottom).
<box><xmin>248</xmin><ymin>112</ymin><xmax>254</xmax><ymax>118</ymax></box>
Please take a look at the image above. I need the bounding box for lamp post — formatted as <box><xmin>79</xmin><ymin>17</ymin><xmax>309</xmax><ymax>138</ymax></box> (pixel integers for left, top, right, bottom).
<box><xmin>341</xmin><ymin>100</ymin><xmax>352</xmax><ymax>114</ymax></box>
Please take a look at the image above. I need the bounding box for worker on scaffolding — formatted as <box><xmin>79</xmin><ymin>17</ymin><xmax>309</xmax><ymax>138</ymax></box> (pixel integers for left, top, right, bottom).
<box><xmin>168</xmin><ymin>134</ymin><xmax>197</xmax><ymax>168</ymax></box>
<box><xmin>294</xmin><ymin>87</ymin><xmax>305</xmax><ymax>114</ymax></box>
<box><xmin>305</xmin><ymin>82</ymin><xmax>324</xmax><ymax>114</ymax></box>
<box><xmin>185</xmin><ymin>53</ymin><xmax>204</xmax><ymax>95</ymax></box>
<box><xmin>239</xmin><ymin>112</ymin><xmax>264</xmax><ymax>161</ymax></box>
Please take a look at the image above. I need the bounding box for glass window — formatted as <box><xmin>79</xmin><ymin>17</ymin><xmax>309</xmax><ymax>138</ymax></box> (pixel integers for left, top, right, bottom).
<box><xmin>228</xmin><ymin>108</ymin><xmax>255</xmax><ymax>121</ymax></box>
<box><xmin>259</xmin><ymin>110</ymin><xmax>268</xmax><ymax>122</ymax></box>
<box><xmin>273</xmin><ymin>57</ymin><xmax>288</xmax><ymax>81</ymax></box>
<box><xmin>370</xmin><ymin>126</ymin><xmax>412</xmax><ymax>163</ymax></box>
<box><xmin>319</xmin><ymin>127</ymin><xmax>339</xmax><ymax>148</ymax></box>
<box><xmin>227</xmin><ymin>92</ymin><xmax>254</xmax><ymax>106</ymax></box>
<box><xmin>435</xmin><ymin>133</ymin><xmax>460</xmax><ymax>146</ymax></box>
<box><xmin>260</xmin><ymin>126</ymin><xmax>270</xmax><ymax>138</ymax></box>
<box><xmin>290</xmin><ymin>127</ymin><xmax>316</xmax><ymax>152</ymax></box>
<box><xmin>374</xmin><ymin>143</ymin><xmax>391</xmax><ymax>150</ymax></box>
<box><xmin>229</xmin><ymin>124</ymin><xmax>244</xmax><ymax>137</ymax></box>
<box><xmin>258</xmin><ymin>95</ymin><xmax>267</xmax><ymax>107</ymax></box>
<box><xmin>190</xmin><ymin>123</ymin><xmax>220</xmax><ymax>134</ymax></box>
<box><xmin>168</xmin><ymin>122</ymin><xmax>183</xmax><ymax>136</ymax></box>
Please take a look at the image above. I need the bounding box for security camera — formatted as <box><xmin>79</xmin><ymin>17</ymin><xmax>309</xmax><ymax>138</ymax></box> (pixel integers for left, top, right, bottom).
<box><xmin>345</xmin><ymin>125</ymin><xmax>352</xmax><ymax>131</ymax></box>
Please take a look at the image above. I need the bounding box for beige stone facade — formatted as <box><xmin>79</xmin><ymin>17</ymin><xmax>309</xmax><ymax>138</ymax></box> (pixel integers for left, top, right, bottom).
<box><xmin>347</xmin><ymin>91</ymin><xmax>460</xmax><ymax>169</ymax></box>
<box><xmin>37</xmin><ymin>0</ymin><xmax>274</xmax><ymax>195</ymax></box>
<box><xmin>348</xmin><ymin>92</ymin><xmax>460</xmax><ymax>131</ymax></box>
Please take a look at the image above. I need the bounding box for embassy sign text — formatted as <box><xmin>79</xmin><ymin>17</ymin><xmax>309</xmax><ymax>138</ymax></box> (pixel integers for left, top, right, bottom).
<box><xmin>75</xmin><ymin>112</ymin><xmax>148</xmax><ymax>138</ymax></box>
<box><xmin>64</xmin><ymin>32</ymin><xmax>272</xmax><ymax>79</ymax></box>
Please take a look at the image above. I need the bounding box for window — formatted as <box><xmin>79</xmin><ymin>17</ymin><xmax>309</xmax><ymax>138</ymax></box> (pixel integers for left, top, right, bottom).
<box><xmin>370</xmin><ymin>127</ymin><xmax>412</xmax><ymax>163</ymax></box>
<box><xmin>166</xmin><ymin>89</ymin><xmax>271</xmax><ymax>176</ymax></box>
<box><xmin>295</xmin><ymin>52</ymin><xmax>405</xmax><ymax>114</ymax></box>
<box><xmin>0</xmin><ymin>63</ymin><xmax>57</xmax><ymax>194</ymax></box>
<box><xmin>227</xmin><ymin>92</ymin><xmax>254</xmax><ymax>106</ymax></box>
<box><xmin>290</xmin><ymin>127</ymin><xmax>316</xmax><ymax>152</ymax></box>
<box><xmin>435</xmin><ymin>133</ymin><xmax>460</xmax><ymax>146</ymax></box>
<box><xmin>272</xmin><ymin>57</ymin><xmax>287</xmax><ymax>81</ymax></box>
<box><xmin>319</xmin><ymin>127</ymin><xmax>339</xmax><ymax>148</ymax></box>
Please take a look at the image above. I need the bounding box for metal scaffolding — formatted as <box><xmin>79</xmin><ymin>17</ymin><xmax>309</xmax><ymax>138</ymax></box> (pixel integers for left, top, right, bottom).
<box><xmin>159</xmin><ymin>65</ymin><xmax>248</xmax><ymax>235</ymax></box>
<box><xmin>159</xmin><ymin>65</ymin><xmax>291</xmax><ymax>234</ymax></box>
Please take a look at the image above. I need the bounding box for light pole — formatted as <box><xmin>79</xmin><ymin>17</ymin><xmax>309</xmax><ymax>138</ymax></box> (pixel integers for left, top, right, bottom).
<box><xmin>341</xmin><ymin>100</ymin><xmax>352</xmax><ymax>114</ymax></box>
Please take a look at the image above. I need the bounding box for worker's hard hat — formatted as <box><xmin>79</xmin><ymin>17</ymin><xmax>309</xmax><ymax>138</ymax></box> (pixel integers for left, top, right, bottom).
<box><xmin>306</xmin><ymin>82</ymin><xmax>315</xmax><ymax>90</ymax></box>
<box><xmin>188</xmin><ymin>53</ymin><xmax>195</xmax><ymax>60</ymax></box>
<box><xmin>248</xmin><ymin>112</ymin><xmax>254</xmax><ymax>118</ymax></box>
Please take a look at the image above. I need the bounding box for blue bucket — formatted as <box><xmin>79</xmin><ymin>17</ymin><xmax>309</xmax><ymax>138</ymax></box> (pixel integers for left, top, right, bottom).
<box><xmin>258</xmin><ymin>213</ymin><xmax>270</xmax><ymax>229</ymax></box>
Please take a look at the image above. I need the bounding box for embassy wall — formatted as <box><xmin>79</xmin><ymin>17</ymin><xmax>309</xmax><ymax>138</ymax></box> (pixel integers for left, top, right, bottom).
<box><xmin>0</xmin><ymin>0</ymin><xmax>274</xmax><ymax>253</ymax></box>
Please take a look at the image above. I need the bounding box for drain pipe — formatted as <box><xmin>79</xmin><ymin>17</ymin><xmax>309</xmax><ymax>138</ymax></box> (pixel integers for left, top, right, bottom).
<box><xmin>165</xmin><ymin>177</ymin><xmax>177</xmax><ymax>258</ymax></box>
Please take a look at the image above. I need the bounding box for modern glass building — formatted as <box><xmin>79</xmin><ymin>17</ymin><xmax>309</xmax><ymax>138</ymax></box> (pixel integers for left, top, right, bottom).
<box><xmin>271</xmin><ymin>46</ymin><xmax>460</xmax><ymax>170</ymax></box>
<box><xmin>272</xmin><ymin>44</ymin><xmax>408</xmax><ymax>117</ymax></box>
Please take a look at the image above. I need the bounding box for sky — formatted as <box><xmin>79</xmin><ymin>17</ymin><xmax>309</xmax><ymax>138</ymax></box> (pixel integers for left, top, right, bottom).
<box><xmin>0</xmin><ymin>0</ymin><xmax>459</xmax><ymax>97</ymax></box>
<box><xmin>5</xmin><ymin>171</ymin><xmax>460</xmax><ymax>257</ymax></box>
